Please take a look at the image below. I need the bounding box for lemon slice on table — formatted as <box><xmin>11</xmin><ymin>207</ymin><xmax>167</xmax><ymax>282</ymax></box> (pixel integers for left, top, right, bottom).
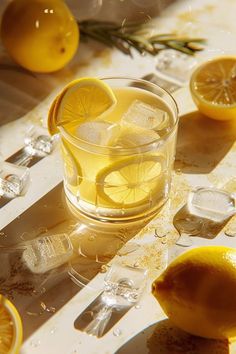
<box><xmin>96</xmin><ymin>155</ymin><xmax>165</xmax><ymax>208</ymax></box>
<box><xmin>190</xmin><ymin>56</ymin><xmax>236</xmax><ymax>121</ymax></box>
<box><xmin>0</xmin><ymin>295</ymin><xmax>23</xmax><ymax>354</ymax></box>
<box><xmin>48</xmin><ymin>78</ymin><xmax>117</xmax><ymax>135</ymax></box>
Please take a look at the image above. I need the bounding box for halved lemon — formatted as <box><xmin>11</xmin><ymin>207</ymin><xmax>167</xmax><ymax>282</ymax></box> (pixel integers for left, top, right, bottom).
<box><xmin>190</xmin><ymin>56</ymin><xmax>236</xmax><ymax>121</ymax></box>
<box><xmin>48</xmin><ymin>77</ymin><xmax>117</xmax><ymax>135</ymax></box>
<box><xmin>96</xmin><ymin>155</ymin><xmax>165</xmax><ymax>208</ymax></box>
<box><xmin>0</xmin><ymin>295</ymin><xmax>23</xmax><ymax>354</ymax></box>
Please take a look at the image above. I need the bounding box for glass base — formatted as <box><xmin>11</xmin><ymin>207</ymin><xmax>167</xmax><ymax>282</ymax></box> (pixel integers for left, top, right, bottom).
<box><xmin>64</xmin><ymin>184</ymin><xmax>168</xmax><ymax>224</ymax></box>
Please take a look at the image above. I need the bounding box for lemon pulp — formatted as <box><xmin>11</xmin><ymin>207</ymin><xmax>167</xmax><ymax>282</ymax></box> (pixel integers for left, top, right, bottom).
<box><xmin>0</xmin><ymin>295</ymin><xmax>23</xmax><ymax>354</ymax></box>
<box><xmin>190</xmin><ymin>56</ymin><xmax>236</xmax><ymax>120</ymax></box>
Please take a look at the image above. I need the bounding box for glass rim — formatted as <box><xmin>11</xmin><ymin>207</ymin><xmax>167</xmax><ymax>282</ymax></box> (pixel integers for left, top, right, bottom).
<box><xmin>59</xmin><ymin>76</ymin><xmax>179</xmax><ymax>154</ymax></box>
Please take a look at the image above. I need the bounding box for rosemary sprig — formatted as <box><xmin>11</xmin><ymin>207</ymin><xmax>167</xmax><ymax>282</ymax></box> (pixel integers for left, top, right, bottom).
<box><xmin>79</xmin><ymin>20</ymin><xmax>205</xmax><ymax>56</ymax></box>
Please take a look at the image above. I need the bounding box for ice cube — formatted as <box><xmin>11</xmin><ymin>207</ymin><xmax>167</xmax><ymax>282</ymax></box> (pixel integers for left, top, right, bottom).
<box><xmin>22</xmin><ymin>234</ymin><xmax>73</xmax><ymax>274</ymax></box>
<box><xmin>0</xmin><ymin>162</ymin><xmax>30</xmax><ymax>198</ymax></box>
<box><xmin>121</xmin><ymin>100</ymin><xmax>169</xmax><ymax>131</ymax></box>
<box><xmin>115</xmin><ymin>123</ymin><xmax>160</xmax><ymax>148</ymax></box>
<box><xmin>103</xmin><ymin>263</ymin><xmax>148</xmax><ymax>306</ymax></box>
<box><xmin>155</xmin><ymin>49</ymin><xmax>197</xmax><ymax>83</ymax></box>
<box><xmin>75</xmin><ymin>121</ymin><xmax>120</xmax><ymax>146</ymax></box>
<box><xmin>24</xmin><ymin>125</ymin><xmax>54</xmax><ymax>157</ymax></box>
<box><xmin>188</xmin><ymin>187</ymin><xmax>236</xmax><ymax>222</ymax></box>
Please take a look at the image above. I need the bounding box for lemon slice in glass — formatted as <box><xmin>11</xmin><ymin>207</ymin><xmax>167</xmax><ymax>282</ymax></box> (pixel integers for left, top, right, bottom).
<box><xmin>48</xmin><ymin>77</ymin><xmax>117</xmax><ymax>135</ymax></box>
<box><xmin>96</xmin><ymin>155</ymin><xmax>165</xmax><ymax>208</ymax></box>
<box><xmin>61</xmin><ymin>141</ymin><xmax>82</xmax><ymax>186</ymax></box>
<box><xmin>190</xmin><ymin>56</ymin><xmax>236</xmax><ymax>121</ymax></box>
<box><xmin>0</xmin><ymin>295</ymin><xmax>23</xmax><ymax>354</ymax></box>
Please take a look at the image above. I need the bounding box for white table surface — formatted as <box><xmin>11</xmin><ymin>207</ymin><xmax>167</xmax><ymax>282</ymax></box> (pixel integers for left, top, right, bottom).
<box><xmin>1</xmin><ymin>0</ymin><xmax>236</xmax><ymax>353</ymax></box>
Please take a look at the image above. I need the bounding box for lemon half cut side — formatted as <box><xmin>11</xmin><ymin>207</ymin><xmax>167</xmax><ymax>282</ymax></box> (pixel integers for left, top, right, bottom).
<box><xmin>190</xmin><ymin>56</ymin><xmax>236</xmax><ymax>120</ymax></box>
<box><xmin>0</xmin><ymin>295</ymin><xmax>23</xmax><ymax>354</ymax></box>
<box><xmin>48</xmin><ymin>77</ymin><xmax>117</xmax><ymax>135</ymax></box>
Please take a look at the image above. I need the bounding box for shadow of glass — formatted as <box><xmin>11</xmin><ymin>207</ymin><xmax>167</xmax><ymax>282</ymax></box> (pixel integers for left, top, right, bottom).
<box><xmin>0</xmin><ymin>182</ymin><xmax>152</xmax><ymax>340</ymax></box>
<box><xmin>175</xmin><ymin>111</ymin><xmax>236</xmax><ymax>174</ymax></box>
<box><xmin>116</xmin><ymin>319</ymin><xmax>229</xmax><ymax>354</ymax></box>
<box><xmin>173</xmin><ymin>204</ymin><xmax>231</xmax><ymax>241</ymax></box>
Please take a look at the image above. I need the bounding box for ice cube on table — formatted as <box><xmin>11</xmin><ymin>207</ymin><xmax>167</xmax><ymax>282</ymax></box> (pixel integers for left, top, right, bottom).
<box><xmin>104</xmin><ymin>263</ymin><xmax>148</xmax><ymax>306</ymax></box>
<box><xmin>0</xmin><ymin>161</ymin><xmax>30</xmax><ymax>198</ymax></box>
<box><xmin>121</xmin><ymin>100</ymin><xmax>169</xmax><ymax>131</ymax></box>
<box><xmin>25</xmin><ymin>126</ymin><xmax>54</xmax><ymax>157</ymax></box>
<box><xmin>155</xmin><ymin>49</ymin><xmax>197</xmax><ymax>83</ymax></box>
<box><xmin>22</xmin><ymin>234</ymin><xmax>73</xmax><ymax>274</ymax></box>
<box><xmin>115</xmin><ymin>123</ymin><xmax>160</xmax><ymax>148</ymax></box>
<box><xmin>75</xmin><ymin>121</ymin><xmax>120</xmax><ymax>146</ymax></box>
<box><xmin>188</xmin><ymin>187</ymin><xmax>236</xmax><ymax>222</ymax></box>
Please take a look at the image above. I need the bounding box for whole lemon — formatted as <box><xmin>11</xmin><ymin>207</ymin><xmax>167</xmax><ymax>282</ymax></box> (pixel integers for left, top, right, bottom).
<box><xmin>152</xmin><ymin>246</ymin><xmax>236</xmax><ymax>340</ymax></box>
<box><xmin>1</xmin><ymin>0</ymin><xmax>79</xmax><ymax>73</ymax></box>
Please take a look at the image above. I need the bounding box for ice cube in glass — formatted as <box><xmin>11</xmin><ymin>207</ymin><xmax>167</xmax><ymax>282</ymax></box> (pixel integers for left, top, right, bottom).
<box><xmin>22</xmin><ymin>234</ymin><xmax>73</xmax><ymax>274</ymax></box>
<box><xmin>121</xmin><ymin>99</ymin><xmax>169</xmax><ymax>131</ymax></box>
<box><xmin>116</xmin><ymin>124</ymin><xmax>160</xmax><ymax>148</ymax></box>
<box><xmin>188</xmin><ymin>187</ymin><xmax>236</xmax><ymax>222</ymax></box>
<box><xmin>75</xmin><ymin>121</ymin><xmax>120</xmax><ymax>146</ymax></box>
<box><xmin>0</xmin><ymin>161</ymin><xmax>30</xmax><ymax>198</ymax></box>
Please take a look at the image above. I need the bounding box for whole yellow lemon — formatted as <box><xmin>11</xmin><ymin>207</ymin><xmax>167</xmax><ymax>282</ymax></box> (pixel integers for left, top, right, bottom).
<box><xmin>1</xmin><ymin>0</ymin><xmax>79</xmax><ymax>73</ymax></box>
<box><xmin>152</xmin><ymin>246</ymin><xmax>236</xmax><ymax>340</ymax></box>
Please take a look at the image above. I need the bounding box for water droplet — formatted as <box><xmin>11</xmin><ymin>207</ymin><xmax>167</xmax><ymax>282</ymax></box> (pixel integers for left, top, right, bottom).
<box><xmin>20</xmin><ymin>232</ymin><xmax>31</xmax><ymax>241</ymax></box>
<box><xmin>154</xmin><ymin>229</ymin><xmax>166</xmax><ymax>238</ymax></box>
<box><xmin>50</xmin><ymin>327</ymin><xmax>56</xmax><ymax>334</ymax></box>
<box><xmin>225</xmin><ymin>230</ymin><xmax>236</xmax><ymax>237</ymax></box>
<box><xmin>117</xmin><ymin>243</ymin><xmax>140</xmax><ymax>256</ymax></box>
<box><xmin>135</xmin><ymin>304</ymin><xmax>141</xmax><ymax>309</ymax></box>
<box><xmin>30</xmin><ymin>339</ymin><xmax>41</xmax><ymax>348</ymax></box>
<box><xmin>113</xmin><ymin>328</ymin><xmax>122</xmax><ymax>336</ymax></box>
<box><xmin>100</xmin><ymin>265</ymin><xmax>108</xmax><ymax>273</ymax></box>
<box><xmin>176</xmin><ymin>169</ymin><xmax>182</xmax><ymax>175</ymax></box>
<box><xmin>38</xmin><ymin>226</ymin><xmax>48</xmax><ymax>235</ymax></box>
<box><xmin>88</xmin><ymin>235</ymin><xmax>95</xmax><ymax>241</ymax></box>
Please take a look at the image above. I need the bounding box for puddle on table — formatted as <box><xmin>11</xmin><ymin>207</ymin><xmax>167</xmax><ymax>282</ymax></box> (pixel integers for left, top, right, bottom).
<box><xmin>0</xmin><ymin>183</ymin><xmax>151</xmax><ymax>340</ymax></box>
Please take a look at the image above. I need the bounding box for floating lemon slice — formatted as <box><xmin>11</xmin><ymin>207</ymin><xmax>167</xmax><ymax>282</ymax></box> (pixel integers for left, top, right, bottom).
<box><xmin>190</xmin><ymin>56</ymin><xmax>236</xmax><ymax>120</ymax></box>
<box><xmin>96</xmin><ymin>155</ymin><xmax>164</xmax><ymax>208</ymax></box>
<box><xmin>48</xmin><ymin>78</ymin><xmax>117</xmax><ymax>135</ymax></box>
<box><xmin>0</xmin><ymin>295</ymin><xmax>23</xmax><ymax>354</ymax></box>
<box><xmin>61</xmin><ymin>141</ymin><xmax>82</xmax><ymax>186</ymax></box>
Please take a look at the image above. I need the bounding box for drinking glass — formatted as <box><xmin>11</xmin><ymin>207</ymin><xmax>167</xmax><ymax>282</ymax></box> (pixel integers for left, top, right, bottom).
<box><xmin>59</xmin><ymin>77</ymin><xmax>178</xmax><ymax>223</ymax></box>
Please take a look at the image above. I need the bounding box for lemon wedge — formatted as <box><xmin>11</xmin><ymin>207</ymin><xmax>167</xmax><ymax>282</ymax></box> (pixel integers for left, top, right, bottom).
<box><xmin>48</xmin><ymin>77</ymin><xmax>117</xmax><ymax>135</ymax></box>
<box><xmin>96</xmin><ymin>155</ymin><xmax>165</xmax><ymax>208</ymax></box>
<box><xmin>0</xmin><ymin>295</ymin><xmax>23</xmax><ymax>354</ymax></box>
<box><xmin>152</xmin><ymin>246</ymin><xmax>236</xmax><ymax>340</ymax></box>
<box><xmin>190</xmin><ymin>56</ymin><xmax>236</xmax><ymax>120</ymax></box>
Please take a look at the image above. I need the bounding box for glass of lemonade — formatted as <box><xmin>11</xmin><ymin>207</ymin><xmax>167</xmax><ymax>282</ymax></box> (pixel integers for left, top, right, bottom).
<box><xmin>59</xmin><ymin>77</ymin><xmax>178</xmax><ymax>222</ymax></box>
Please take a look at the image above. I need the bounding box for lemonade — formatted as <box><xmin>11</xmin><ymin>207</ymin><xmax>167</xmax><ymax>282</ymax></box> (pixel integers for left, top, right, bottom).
<box><xmin>58</xmin><ymin>78</ymin><xmax>178</xmax><ymax>222</ymax></box>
